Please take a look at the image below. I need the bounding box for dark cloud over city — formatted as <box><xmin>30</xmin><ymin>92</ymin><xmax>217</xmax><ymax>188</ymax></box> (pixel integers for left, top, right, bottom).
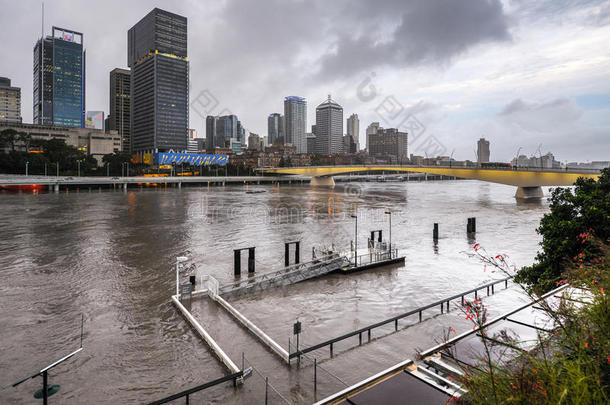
<box><xmin>0</xmin><ymin>0</ymin><xmax>608</xmax><ymax>161</ymax></box>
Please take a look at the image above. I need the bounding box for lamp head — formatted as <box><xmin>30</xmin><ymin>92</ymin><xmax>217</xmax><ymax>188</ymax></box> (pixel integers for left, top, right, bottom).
<box><xmin>176</xmin><ymin>256</ymin><xmax>188</xmax><ymax>263</ymax></box>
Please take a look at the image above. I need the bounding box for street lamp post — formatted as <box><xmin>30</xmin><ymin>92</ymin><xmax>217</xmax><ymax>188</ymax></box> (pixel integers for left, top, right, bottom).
<box><xmin>26</xmin><ymin>161</ymin><xmax>29</xmax><ymax>176</ymax></box>
<box><xmin>384</xmin><ymin>211</ymin><xmax>392</xmax><ymax>254</ymax></box>
<box><xmin>56</xmin><ymin>162</ymin><xmax>59</xmax><ymax>177</ymax></box>
<box><xmin>77</xmin><ymin>161</ymin><xmax>80</xmax><ymax>177</ymax></box>
<box><xmin>350</xmin><ymin>214</ymin><xmax>358</xmax><ymax>266</ymax></box>
<box><xmin>175</xmin><ymin>256</ymin><xmax>189</xmax><ymax>296</ymax></box>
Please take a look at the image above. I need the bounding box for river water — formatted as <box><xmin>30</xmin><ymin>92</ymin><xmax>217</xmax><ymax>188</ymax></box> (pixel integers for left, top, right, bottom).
<box><xmin>0</xmin><ymin>180</ymin><xmax>550</xmax><ymax>404</ymax></box>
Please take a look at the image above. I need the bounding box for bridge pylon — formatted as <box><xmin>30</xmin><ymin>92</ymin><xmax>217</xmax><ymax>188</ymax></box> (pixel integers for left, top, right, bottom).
<box><xmin>310</xmin><ymin>176</ymin><xmax>335</xmax><ymax>188</ymax></box>
<box><xmin>515</xmin><ymin>186</ymin><xmax>543</xmax><ymax>199</ymax></box>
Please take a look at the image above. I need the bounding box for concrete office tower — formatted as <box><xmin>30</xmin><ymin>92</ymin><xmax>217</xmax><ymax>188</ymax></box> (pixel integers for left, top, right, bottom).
<box><xmin>368</xmin><ymin>127</ymin><xmax>408</xmax><ymax>162</ymax></box>
<box><xmin>315</xmin><ymin>95</ymin><xmax>343</xmax><ymax>155</ymax></box>
<box><xmin>366</xmin><ymin>122</ymin><xmax>380</xmax><ymax>153</ymax></box>
<box><xmin>0</xmin><ymin>78</ymin><xmax>22</xmax><ymax>123</ymax></box>
<box><xmin>267</xmin><ymin>113</ymin><xmax>282</xmax><ymax>145</ymax></box>
<box><xmin>306</xmin><ymin>133</ymin><xmax>316</xmax><ymax>154</ymax></box>
<box><xmin>128</xmin><ymin>8</ymin><xmax>188</xmax><ymax>154</ymax></box>
<box><xmin>477</xmin><ymin>137</ymin><xmax>490</xmax><ymax>164</ymax></box>
<box><xmin>85</xmin><ymin>111</ymin><xmax>104</xmax><ymax>130</ymax></box>
<box><xmin>284</xmin><ymin>96</ymin><xmax>306</xmax><ymax>153</ymax></box>
<box><xmin>34</xmin><ymin>27</ymin><xmax>85</xmax><ymax>127</ymax></box>
<box><xmin>346</xmin><ymin>113</ymin><xmax>359</xmax><ymax>152</ymax></box>
<box><xmin>108</xmin><ymin>68</ymin><xmax>131</xmax><ymax>151</ymax></box>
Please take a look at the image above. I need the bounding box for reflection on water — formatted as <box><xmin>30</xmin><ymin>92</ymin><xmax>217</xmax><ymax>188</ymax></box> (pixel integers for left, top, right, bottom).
<box><xmin>0</xmin><ymin>180</ymin><xmax>549</xmax><ymax>404</ymax></box>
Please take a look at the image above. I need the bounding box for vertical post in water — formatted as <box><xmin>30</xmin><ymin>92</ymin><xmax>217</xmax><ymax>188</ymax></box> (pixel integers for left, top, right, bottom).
<box><xmin>42</xmin><ymin>370</ymin><xmax>48</xmax><ymax>405</ymax></box>
<box><xmin>433</xmin><ymin>223</ymin><xmax>439</xmax><ymax>241</ymax></box>
<box><xmin>265</xmin><ymin>377</ymin><xmax>268</xmax><ymax>405</ymax></box>
<box><xmin>248</xmin><ymin>247</ymin><xmax>255</xmax><ymax>274</ymax></box>
<box><xmin>234</xmin><ymin>250</ymin><xmax>241</xmax><ymax>276</ymax></box>
<box><xmin>314</xmin><ymin>358</ymin><xmax>317</xmax><ymax>395</ymax></box>
<box><xmin>471</xmin><ymin>217</ymin><xmax>476</xmax><ymax>233</ymax></box>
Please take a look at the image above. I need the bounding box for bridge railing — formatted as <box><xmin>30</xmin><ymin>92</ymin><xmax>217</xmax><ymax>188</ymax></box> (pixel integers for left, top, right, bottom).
<box><xmin>257</xmin><ymin>164</ymin><xmax>602</xmax><ymax>175</ymax></box>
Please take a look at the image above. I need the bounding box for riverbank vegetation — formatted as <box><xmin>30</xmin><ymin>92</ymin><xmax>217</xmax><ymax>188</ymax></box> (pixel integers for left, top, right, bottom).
<box><xmin>457</xmin><ymin>168</ymin><xmax>609</xmax><ymax>404</ymax></box>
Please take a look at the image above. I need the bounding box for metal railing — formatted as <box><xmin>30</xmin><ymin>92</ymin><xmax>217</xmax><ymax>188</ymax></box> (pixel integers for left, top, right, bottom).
<box><xmin>219</xmin><ymin>254</ymin><xmax>349</xmax><ymax>295</ymax></box>
<box><xmin>147</xmin><ymin>371</ymin><xmax>243</xmax><ymax>405</ymax></box>
<box><xmin>350</xmin><ymin>248</ymin><xmax>400</xmax><ymax>267</ymax></box>
<box><xmin>289</xmin><ymin>276</ymin><xmax>513</xmax><ymax>359</ymax></box>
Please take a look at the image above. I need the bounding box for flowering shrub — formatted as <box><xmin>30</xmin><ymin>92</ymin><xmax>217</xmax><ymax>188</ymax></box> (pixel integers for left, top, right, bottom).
<box><xmin>455</xmin><ymin>241</ymin><xmax>609</xmax><ymax>404</ymax></box>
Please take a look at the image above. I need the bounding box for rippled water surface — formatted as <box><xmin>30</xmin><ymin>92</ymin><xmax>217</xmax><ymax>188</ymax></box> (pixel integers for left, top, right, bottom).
<box><xmin>0</xmin><ymin>180</ymin><xmax>550</xmax><ymax>404</ymax></box>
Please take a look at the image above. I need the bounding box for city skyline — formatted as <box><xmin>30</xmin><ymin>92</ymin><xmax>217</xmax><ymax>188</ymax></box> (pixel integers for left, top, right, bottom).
<box><xmin>0</xmin><ymin>0</ymin><xmax>608</xmax><ymax>161</ymax></box>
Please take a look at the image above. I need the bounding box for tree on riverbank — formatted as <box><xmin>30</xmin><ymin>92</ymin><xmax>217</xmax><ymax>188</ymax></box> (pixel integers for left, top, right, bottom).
<box><xmin>0</xmin><ymin>135</ymin><xmax>98</xmax><ymax>175</ymax></box>
<box><xmin>456</xmin><ymin>240</ymin><xmax>609</xmax><ymax>404</ymax></box>
<box><xmin>516</xmin><ymin>168</ymin><xmax>610</xmax><ymax>292</ymax></box>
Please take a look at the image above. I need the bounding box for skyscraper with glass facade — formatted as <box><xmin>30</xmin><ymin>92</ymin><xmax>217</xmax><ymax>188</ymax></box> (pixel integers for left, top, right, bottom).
<box><xmin>109</xmin><ymin>68</ymin><xmax>131</xmax><ymax>151</ymax></box>
<box><xmin>267</xmin><ymin>113</ymin><xmax>283</xmax><ymax>145</ymax></box>
<box><xmin>346</xmin><ymin>113</ymin><xmax>359</xmax><ymax>153</ymax></box>
<box><xmin>128</xmin><ymin>8</ymin><xmax>188</xmax><ymax>154</ymax></box>
<box><xmin>33</xmin><ymin>27</ymin><xmax>85</xmax><ymax>127</ymax></box>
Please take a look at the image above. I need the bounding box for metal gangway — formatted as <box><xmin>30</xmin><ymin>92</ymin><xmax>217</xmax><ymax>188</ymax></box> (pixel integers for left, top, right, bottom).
<box><xmin>219</xmin><ymin>253</ymin><xmax>350</xmax><ymax>296</ymax></box>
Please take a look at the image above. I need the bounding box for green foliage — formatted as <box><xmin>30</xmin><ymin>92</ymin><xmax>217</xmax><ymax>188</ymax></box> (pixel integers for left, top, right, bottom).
<box><xmin>460</xmin><ymin>243</ymin><xmax>609</xmax><ymax>405</ymax></box>
<box><xmin>516</xmin><ymin>168</ymin><xmax>610</xmax><ymax>292</ymax></box>
<box><xmin>0</xmin><ymin>135</ymin><xmax>96</xmax><ymax>175</ymax></box>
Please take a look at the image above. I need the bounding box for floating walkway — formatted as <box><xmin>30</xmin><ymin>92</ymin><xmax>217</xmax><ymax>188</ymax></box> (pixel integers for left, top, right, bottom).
<box><xmin>221</xmin><ymin>249</ymin><xmax>404</xmax><ymax>296</ymax></box>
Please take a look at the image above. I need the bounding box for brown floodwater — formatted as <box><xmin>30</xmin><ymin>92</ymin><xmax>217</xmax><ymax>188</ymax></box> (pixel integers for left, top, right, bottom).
<box><xmin>0</xmin><ymin>180</ymin><xmax>550</xmax><ymax>404</ymax></box>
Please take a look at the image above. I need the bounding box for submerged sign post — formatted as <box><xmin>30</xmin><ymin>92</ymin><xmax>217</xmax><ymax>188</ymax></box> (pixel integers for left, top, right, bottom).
<box><xmin>293</xmin><ymin>320</ymin><xmax>302</xmax><ymax>361</ymax></box>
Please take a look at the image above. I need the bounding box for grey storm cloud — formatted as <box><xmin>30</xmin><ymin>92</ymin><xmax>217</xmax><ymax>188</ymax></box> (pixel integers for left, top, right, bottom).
<box><xmin>312</xmin><ymin>0</ymin><xmax>511</xmax><ymax>78</ymax></box>
<box><xmin>1</xmin><ymin>0</ymin><xmax>608</xmax><ymax>162</ymax></box>
<box><xmin>498</xmin><ymin>98</ymin><xmax>583</xmax><ymax>132</ymax></box>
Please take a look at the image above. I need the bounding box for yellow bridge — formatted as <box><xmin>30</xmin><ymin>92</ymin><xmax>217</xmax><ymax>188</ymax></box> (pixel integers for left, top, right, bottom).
<box><xmin>261</xmin><ymin>165</ymin><xmax>601</xmax><ymax>198</ymax></box>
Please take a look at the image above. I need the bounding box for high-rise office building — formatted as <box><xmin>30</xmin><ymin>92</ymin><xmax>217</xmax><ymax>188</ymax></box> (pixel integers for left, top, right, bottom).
<box><xmin>366</xmin><ymin>122</ymin><xmax>380</xmax><ymax>152</ymax></box>
<box><xmin>267</xmin><ymin>113</ymin><xmax>283</xmax><ymax>145</ymax></box>
<box><xmin>306</xmin><ymin>133</ymin><xmax>316</xmax><ymax>154</ymax></box>
<box><xmin>477</xmin><ymin>137</ymin><xmax>490</xmax><ymax>164</ymax></box>
<box><xmin>85</xmin><ymin>111</ymin><xmax>105</xmax><ymax>130</ymax></box>
<box><xmin>128</xmin><ymin>8</ymin><xmax>188</xmax><ymax>154</ymax></box>
<box><xmin>216</xmin><ymin>115</ymin><xmax>238</xmax><ymax>148</ymax></box>
<box><xmin>237</xmin><ymin>120</ymin><xmax>245</xmax><ymax>143</ymax></box>
<box><xmin>0</xmin><ymin>77</ymin><xmax>22</xmax><ymax>123</ymax></box>
<box><xmin>33</xmin><ymin>27</ymin><xmax>85</xmax><ymax>127</ymax></box>
<box><xmin>346</xmin><ymin>113</ymin><xmax>359</xmax><ymax>152</ymax></box>
<box><xmin>368</xmin><ymin>127</ymin><xmax>408</xmax><ymax>162</ymax></box>
<box><xmin>315</xmin><ymin>95</ymin><xmax>343</xmax><ymax>155</ymax></box>
<box><xmin>284</xmin><ymin>96</ymin><xmax>306</xmax><ymax>153</ymax></box>
<box><xmin>206</xmin><ymin>115</ymin><xmax>217</xmax><ymax>150</ymax></box>
<box><xmin>108</xmin><ymin>68</ymin><xmax>131</xmax><ymax>151</ymax></box>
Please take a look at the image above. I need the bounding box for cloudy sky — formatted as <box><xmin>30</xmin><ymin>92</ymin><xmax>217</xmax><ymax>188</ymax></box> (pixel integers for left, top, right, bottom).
<box><xmin>1</xmin><ymin>0</ymin><xmax>609</xmax><ymax>162</ymax></box>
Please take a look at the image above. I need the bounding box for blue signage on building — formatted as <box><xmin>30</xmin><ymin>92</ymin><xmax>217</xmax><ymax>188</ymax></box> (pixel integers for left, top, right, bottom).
<box><xmin>156</xmin><ymin>153</ymin><xmax>228</xmax><ymax>166</ymax></box>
